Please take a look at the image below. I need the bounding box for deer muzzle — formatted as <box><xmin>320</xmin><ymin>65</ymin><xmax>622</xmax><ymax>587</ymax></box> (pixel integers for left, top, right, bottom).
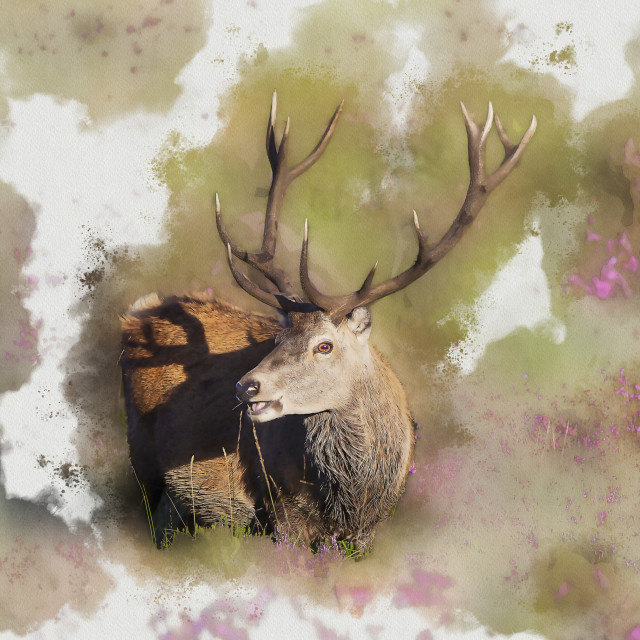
<box><xmin>236</xmin><ymin>378</ymin><xmax>283</xmax><ymax>421</ymax></box>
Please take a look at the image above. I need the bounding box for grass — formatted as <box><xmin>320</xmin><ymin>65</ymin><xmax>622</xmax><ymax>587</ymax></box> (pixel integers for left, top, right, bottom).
<box><xmin>130</xmin><ymin>463</ymin><xmax>156</xmax><ymax>546</ymax></box>
<box><xmin>251</xmin><ymin>420</ymin><xmax>280</xmax><ymax>531</ymax></box>
<box><xmin>131</xmin><ymin>474</ymin><xmax>367</xmax><ymax>560</ymax></box>
<box><xmin>335</xmin><ymin>539</ymin><xmax>366</xmax><ymax>560</ymax></box>
<box><xmin>128</xmin><ymin>412</ymin><xmax>370</xmax><ymax>559</ymax></box>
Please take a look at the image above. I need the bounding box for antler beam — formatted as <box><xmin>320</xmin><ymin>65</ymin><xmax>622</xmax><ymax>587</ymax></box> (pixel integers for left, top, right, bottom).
<box><xmin>301</xmin><ymin>102</ymin><xmax>537</xmax><ymax>320</ymax></box>
<box><xmin>216</xmin><ymin>91</ymin><xmax>343</xmax><ymax>301</ymax></box>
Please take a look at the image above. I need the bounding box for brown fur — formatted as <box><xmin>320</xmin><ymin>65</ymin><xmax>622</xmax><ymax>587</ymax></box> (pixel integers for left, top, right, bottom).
<box><xmin>121</xmin><ymin>292</ymin><xmax>414</xmax><ymax>552</ymax></box>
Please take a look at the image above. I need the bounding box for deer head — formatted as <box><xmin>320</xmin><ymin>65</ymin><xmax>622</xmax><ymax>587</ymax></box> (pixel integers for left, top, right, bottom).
<box><xmin>217</xmin><ymin>92</ymin><xmax>536</xmax><ymax>421</ymax></box>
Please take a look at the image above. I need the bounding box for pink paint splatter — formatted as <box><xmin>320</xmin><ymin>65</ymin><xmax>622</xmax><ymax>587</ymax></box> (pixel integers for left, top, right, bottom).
<box><xmin>554</xmin><ymin>580</ymin><xmax>571</xmax><ymax>601</ymax></box>
<box><xmin>593</xmin><ymin>567</ymin><xmax>610</xmax><ymax>590</ymax></box>
<box><xmin>45</xmin><ymin>274</ymin><xmax>65</xmax><ymax>286</ymax></box>
<box><xmin>603</xmin><ymin>486</ymin><xmax>622</xmax><ymax>504</ymax></box>
<box><xmin>142</xmin><ymin>16</ymin><xmax>162</xmax><ymax>29</ymax></box>
<box><xmin>55</xmin><ymin>541</ymin><xmax>85</xmax><ymax>569</ymax></box>
<box><xmin>335</xmin><ymin>584</ymin><xmax>373</xmax><ymax>617</ymax></box>
<box><xmin>7</xmin><ymin>319</ymin><xmax>41</xmax><ymax>363</ymax></box>
<box><xmin>627</xmin><ymin>625</ymin><xmax>640</xmax><ymax>640</ymax></box>
<box><xmin>411</xmin><ymin>457</ymin><xmax>461</xmax><ymax>497</ymax></box>
<box><xmin>566</xmin><ymin>219</ymin><xmax>638</xmax><ymax>299</ymax></box>
<box><xmin>394</xmin><ymin>569</ymin><xmax>453</xmax><ymax>608</ymax></box>
<box><xmin>154</xmin><ymin>601</ymin><xmax>253</xmax><ymax>640</ymax></box>
<box><xmin>12</xmin><ymin>246</ymin><xmax>33</xmax><ymax>263</ymax></box>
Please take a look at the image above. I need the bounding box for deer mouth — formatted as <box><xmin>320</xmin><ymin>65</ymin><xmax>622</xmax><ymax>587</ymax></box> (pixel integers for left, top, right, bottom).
<box><xmin>247</xmin><ymin>399</ymin><xmax>282</xmax><ymax>417</ymax></box>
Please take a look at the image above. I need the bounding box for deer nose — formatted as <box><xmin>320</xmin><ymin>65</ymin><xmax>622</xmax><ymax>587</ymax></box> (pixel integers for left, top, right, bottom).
<box><xmin>236</xmin><ymin>379</ymin><xmax>260</xmax><ymax>403</ymax></box>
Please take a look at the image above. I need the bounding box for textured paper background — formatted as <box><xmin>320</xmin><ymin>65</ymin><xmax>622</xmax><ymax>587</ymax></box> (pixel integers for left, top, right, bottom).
<box><xmin>1</xmin><ymin>2</ymin><xmax>639</xmax><ymax>638</ymax></box>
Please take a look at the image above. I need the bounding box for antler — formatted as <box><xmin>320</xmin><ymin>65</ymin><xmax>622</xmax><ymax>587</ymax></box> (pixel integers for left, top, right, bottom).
<box><xmin>216</xmin><ymin>90</ymin><xmax>343</xmax><ymax>306</ymax></box>
<box><xmin>301</xmin><ymin>102</ymin><xmax>537</xmax><ymax>320</ymax></box>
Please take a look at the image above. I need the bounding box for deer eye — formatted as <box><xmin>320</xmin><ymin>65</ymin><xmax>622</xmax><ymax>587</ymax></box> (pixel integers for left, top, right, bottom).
<box><xmin>315</xmin><ymin>341</ymin><xmax>333</xmax><ymax>354</ymax></box>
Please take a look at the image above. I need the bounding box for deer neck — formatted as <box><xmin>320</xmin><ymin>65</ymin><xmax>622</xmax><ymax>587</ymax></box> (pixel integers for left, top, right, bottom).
<box><xmin>304</xmin><ymin>351</ymin><xmax>412</xmax><ymax>531</ymax></box>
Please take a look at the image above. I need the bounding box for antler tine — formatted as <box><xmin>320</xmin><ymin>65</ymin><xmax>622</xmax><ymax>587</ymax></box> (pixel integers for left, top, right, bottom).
<box><xmin>289</xmin><ymin>100</ymin><xmax>344</xmax><ymax>180</ymax></box>
<box><xmin>460</xmin><ymin>101</ymin><xmax>493</xmax><ymax>186</ymax></box>
<box><xmin>488</xmin><ymin>113</ymin><xmax>537</xmax><ymax>191</ymax></box>
<box><xmin>302</xmin><ymin>102</ymin><xmax>536</xmax><ymax>320</ymax></box>
<box><xmin>360</xmin><ymin>261</ymin><xmax>378</xmax><ymax>293</ymax></box>
<box><xmin>413</xmin><ymin>210</ymin><xmax>428</xmax><ymax>262</ymax></box>
<box><xmin>215</xmin><ymin>193</ymin><xmax>250</xmax><ymax>263</ymax></box>
<box><xmin>480</xmin><ymin>101</ymin><xmax>494</xmax><ymax>148</ymax></box>
<box><xmin>300</xmin><ymin>219</ymin><xmax>330</xmax><ymax>308</ymax></box>
<box><xmin>225</xmin><ymin>244</ymin><xmax>282</xmax><ymax>309</ymax></box>
<box><xmin>493</xmin><ymin>113</ymin><xmax>516</xmax><ymax>156</ymax></box>
<box><xmin>266</xmin><ymin>90</ymin><xmax>279</xmax><ymax>172</ymax></box>
<box><xmin>300</xmin><ymin>220</ymin><xmax>384</xmax><ymax>319</ymax></box>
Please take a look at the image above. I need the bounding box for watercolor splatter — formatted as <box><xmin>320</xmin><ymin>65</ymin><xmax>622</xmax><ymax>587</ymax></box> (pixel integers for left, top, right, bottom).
<box><xmin>1</xmin><ymin>1</ymin><xmax>640</xmax><ymax>639</ymax></box>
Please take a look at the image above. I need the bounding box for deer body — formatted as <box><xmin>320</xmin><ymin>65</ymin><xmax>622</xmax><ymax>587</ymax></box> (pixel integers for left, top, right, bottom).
<box><xmin>121</xmin><ymin>92</ymin><xmax>535</xmax><ymax>551</ymax></box>
<box><xmin>121</xmin><ymin>295</ymin><xmax>413</xmax><ymax>550</ymax></box>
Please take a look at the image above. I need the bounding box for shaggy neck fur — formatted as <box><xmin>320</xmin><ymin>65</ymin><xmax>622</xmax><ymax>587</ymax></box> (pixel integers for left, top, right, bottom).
<box><xmin>304</xmin><ymin>350</ymin><xmax>412</xmax><ymax>537</ymax></box>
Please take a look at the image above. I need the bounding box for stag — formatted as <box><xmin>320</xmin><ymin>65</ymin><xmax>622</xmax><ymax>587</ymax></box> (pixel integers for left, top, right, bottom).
<box><xmin>120</xmin><ymin>92</ymin><xmax>536</xmax><ymax>552</ymax></box>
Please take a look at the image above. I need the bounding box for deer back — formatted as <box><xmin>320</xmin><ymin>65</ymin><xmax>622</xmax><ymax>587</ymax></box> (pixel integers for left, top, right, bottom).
<box><xmin>121</xmin><ymin>294</ymin><xmax>279</xmax><ymax>498</ymax></box>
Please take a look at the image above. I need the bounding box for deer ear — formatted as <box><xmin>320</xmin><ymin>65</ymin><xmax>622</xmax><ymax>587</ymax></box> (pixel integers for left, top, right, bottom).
<box><xmin>346</xmin><ymin>307</ymin><xmax>371</xmax><ymax>341</ymax></box>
